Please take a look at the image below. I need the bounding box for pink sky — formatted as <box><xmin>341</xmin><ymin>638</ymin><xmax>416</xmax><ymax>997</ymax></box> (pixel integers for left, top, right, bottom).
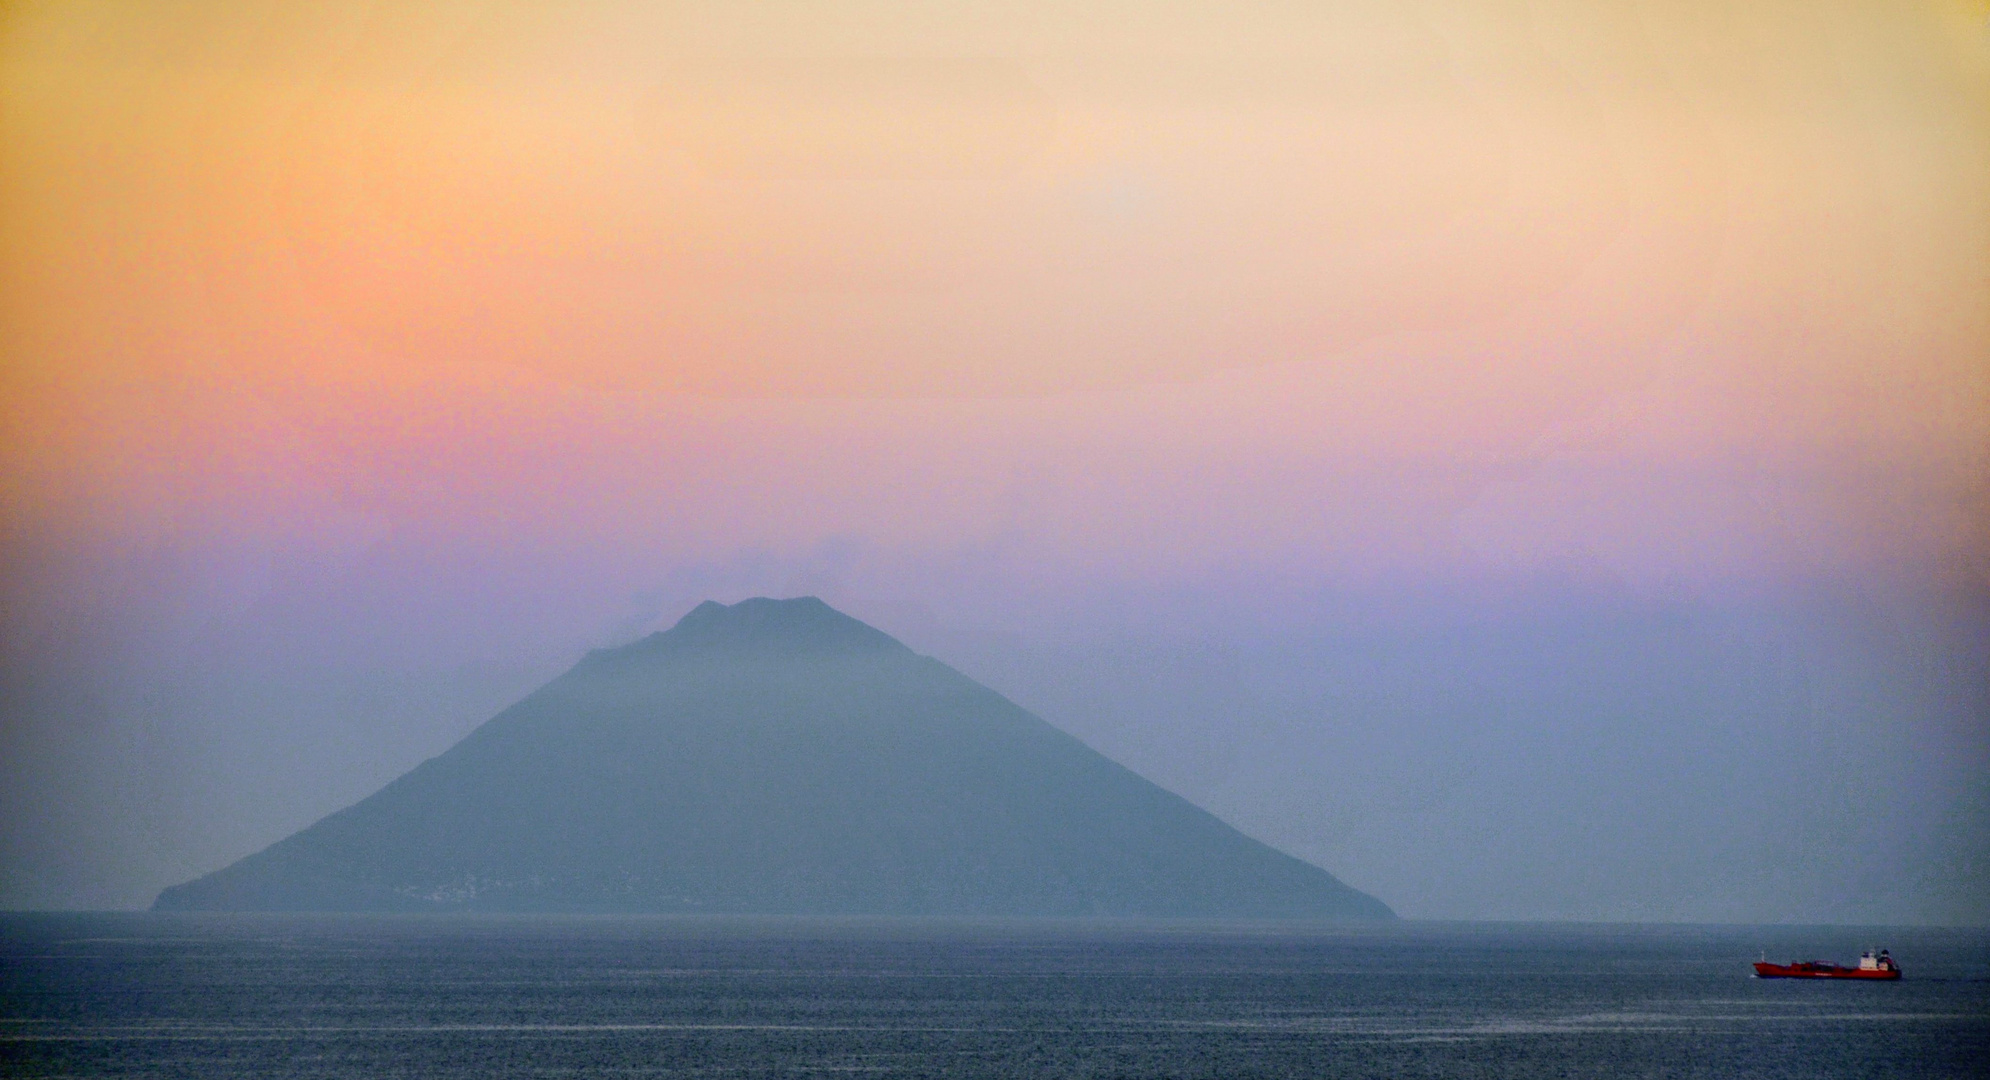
<box><xmin>7</xmin><ymin>0</ymin><xmax>1984</xmax><ymax>585</ymax></box>
<box><xmin>1</xmin><ymin>1</ymin><xmax>1985</xmax><ymax>916</ymax></box>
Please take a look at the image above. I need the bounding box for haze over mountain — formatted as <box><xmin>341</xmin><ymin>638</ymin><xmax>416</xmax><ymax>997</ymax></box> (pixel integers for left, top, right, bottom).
<box><xmin>154</xmin><ymin>598</ymin><xmax>1391</xmax><ymax>918</ymax></box>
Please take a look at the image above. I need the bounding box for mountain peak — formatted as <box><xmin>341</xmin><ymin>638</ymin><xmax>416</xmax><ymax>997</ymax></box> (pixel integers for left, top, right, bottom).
<box><xmin>638</xmin><ymin>596</ymin><xmax>906</xmax><ymax>656</ymax></box>
<box><xmin>154</xmin><ymin>596</ymin><xmax>1393</xmax><ymax>919</ymax></box>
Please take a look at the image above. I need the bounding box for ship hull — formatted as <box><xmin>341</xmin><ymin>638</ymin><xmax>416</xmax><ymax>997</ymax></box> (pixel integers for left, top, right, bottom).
<box><xmin>1753</xmin><ymin>962</ymin><xmax>1899</xmax><ymax>980</ymax></box>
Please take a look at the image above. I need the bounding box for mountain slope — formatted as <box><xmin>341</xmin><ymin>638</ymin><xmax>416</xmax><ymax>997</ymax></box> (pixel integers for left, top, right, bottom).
<box><xmin>155</xmin><ymin>597</ymin><xmax>1392</xmax><ymax>918</ymax></box>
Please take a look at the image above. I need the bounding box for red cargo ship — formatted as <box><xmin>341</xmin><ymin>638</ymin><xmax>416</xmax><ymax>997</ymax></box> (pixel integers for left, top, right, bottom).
<box><xmin>1754</xmin><ymin>949</ymin><xmax>1900</xmax><ymax>980</ymax></box>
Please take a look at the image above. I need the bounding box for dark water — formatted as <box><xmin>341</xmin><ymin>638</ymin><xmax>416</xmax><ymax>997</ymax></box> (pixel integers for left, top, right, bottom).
<box><xmin>2</xmin><ymin>915</ymin><xmax>1984</xmax><ymax>1078</ymax></box>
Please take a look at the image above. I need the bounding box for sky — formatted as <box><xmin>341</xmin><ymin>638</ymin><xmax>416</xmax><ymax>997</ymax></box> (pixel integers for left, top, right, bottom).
<box><xmin>2</xmin><ymin>0</ymin><xmax>1986</xmax><ymax>921</ymax></box>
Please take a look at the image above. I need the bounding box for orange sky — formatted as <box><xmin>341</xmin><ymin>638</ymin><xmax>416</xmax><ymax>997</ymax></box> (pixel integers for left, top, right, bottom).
<box><xmin>4</xmin><ymin>0</ymin><xmax>1987</xmax><ymax>588</ymax></box>
<box><xmin>3</xmin><ymin>0</ymin><xmax>1989</xmax><ymax>920</ymax></box>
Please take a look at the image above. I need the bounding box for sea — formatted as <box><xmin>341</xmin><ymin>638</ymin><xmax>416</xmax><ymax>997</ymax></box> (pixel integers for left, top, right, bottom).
<box><xmin>2</xmin><ymin>914</ymin><xmax>1985</xmax><ymax>1078</ymax></box>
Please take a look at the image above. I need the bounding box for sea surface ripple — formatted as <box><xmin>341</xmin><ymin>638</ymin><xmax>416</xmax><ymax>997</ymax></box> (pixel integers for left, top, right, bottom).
<box><xmin>2</xmin><ymin>914</ymin><xmax>1984</xmax><ymax>1078</ymax></box>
